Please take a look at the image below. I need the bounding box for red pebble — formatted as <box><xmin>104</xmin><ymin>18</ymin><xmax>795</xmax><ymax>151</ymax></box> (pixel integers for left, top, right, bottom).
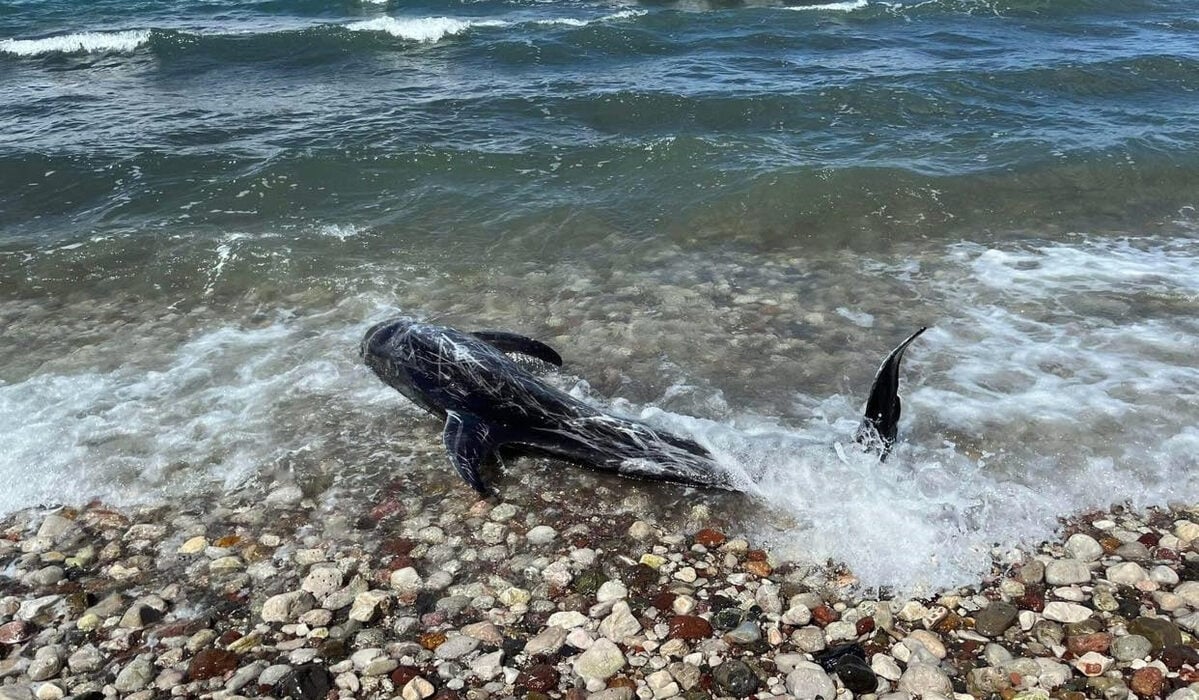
<box><xmin>188</xmin><ymin>649</ymin><xmax>239</xmax><ymax>681</ymax></box>
<box><xmin>856</xmin><ymin>617</ymin><xmax>876</xmax><ymax>636</ymax></box>
<box><xmin>1130</xmin><ymin>667</ymin><xmax>1165</xmax><ymax>697</ymax></box>
<box><xmin>369</xmin><ymin>498</ymin><xmax>403</xmax><ymax>521</ymax></box>
<box><xmin>390</xmin><ymin>666</ymin><xmax>421</xmax><ymax>687</ymax></box>
<box><xmin>668</xmin><ymin>615</ymin><xmax>714</xmax><ymax>640</ymax></box>
<box><xmin>811</xmin><ymin>605</ymin><xmax>840</xmax><ymax>626</ymax></box>
<box><xmin>652</xmin><ymin>590</ymin><xmax>678</xmax><ymax>612</ymax></box>
<box><xmin>694</xmin><ymin>528</ymin><xmax>727</xmax><ymax>548</ymax></box>
<box><xmin>516</xmin><ymin>664</ymin><xmax>559</xmax><ymax>692</ymax></box>
<box><xmin>1066</xmin><ymin>632</ymin><xmax>1112</xmax><ymax>655</ymax></box>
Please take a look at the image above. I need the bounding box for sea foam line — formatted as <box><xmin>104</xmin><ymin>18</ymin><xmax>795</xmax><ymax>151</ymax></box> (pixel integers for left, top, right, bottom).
<box><xmin>534</xmin><ymin>9</ymin><xmax>649</xmax><ymax>27</ymax></box>
<box><xmin>0</xmin><ymin>29</ymin><xmax>151</xmax><ymax>56</ymax></box>
<box><xmin>344</xmin><ymin>17</ymin><xmax>510</xmax><ymax>43</ymax></box>
<box><xmin>785</xmin><ymin>0</ymin><xmax>870</xmax><ymax>11</ymax></box>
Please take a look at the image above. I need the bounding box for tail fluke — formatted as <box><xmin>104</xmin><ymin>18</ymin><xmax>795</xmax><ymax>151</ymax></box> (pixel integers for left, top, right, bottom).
<box><xmin>855</xmin><ymin>327</ymin><xmax>928</xmax><ymax>459</ymax></box>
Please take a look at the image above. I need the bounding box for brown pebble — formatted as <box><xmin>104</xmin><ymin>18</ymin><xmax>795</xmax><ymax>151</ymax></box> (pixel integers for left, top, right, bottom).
<box><xmin>668</xmin><ymin>615</ymin><xmax>713</xmax><ymax>640</ymax></box>
<box><xmin>934</xmin><ymin>611</ymin><xmax>965</xmax><ymax>634</ymax></box>
<box><xmin>652</xmin><ymin>590</ymin><xmax>678</xmax><ymax>612</ymax></box>
<box><xmin>1099</xmin><ymin>536</ymin><xmax>1122</xmax><ymax>554</ymax></box>
<box><xmin>607</xmin><ymin>677</ymin><xmax>637</xmax><ymax>689</ymax></box>
<box><xmin>516</xmin><ymin>664</ymin><xmax>559</xmax><ymax>692</ymax></box>
<box><xmin>0</xmin><ymin>621</ymin><xmax>31</xmax><ymax>645</ymax></box>
<box><xmin>695</xmin><ymin>529</ymin><xmax>727</xmax><ymax>548</ymax></box>
<box><xmin>188</xmin><ymin>648</ymin><xmax>239</xmax><ymax>681</ymax></box>
<box><xmin>214</xmin><ymin>535</ymin><xmax>241</xmax><ymax>548</ymax></box>
<box><xmin>217</xmin><ymin>630</ymin><xmax>242</xmax><ymax>646</ymax></box>
<box><xmin>746</xmin><ymin>549</ymin><xmax>768</xmax><ymax>562</ymax></box>
<box><xmin>565</xmin><ymin>690</ymin><xmax>588</xmax><ymax>700</ymax></box>
<box><xmin>390</xmin><ymin>666</ymin><xmax>421</xmax><ymax>688</ymax></box>
<box><xmin>1066</xmin><ymin>632</ymin><xmax>1112</xmax><ymax>655</ymax></box>
<box><xmin>1016</xmin><ymin>589</ymin><xmax>1045</xmax><ymax>613</ymax></box>
<box><xmin>420</xmin><ymin>632</ymin><xmax>447</xmax><ymax>650</ymax></box>
<box><xmin>1130</xmin><ymin>667</ymin><xmax>1164</xmax><ymax>697</ymax></box>
<box><xmin>744</xmin><ymin>560</ymin><xmax>772</xmax><ymax>577</ymax></box>
<box><xmin>811</xmin><ymin>605</ymin><xmax>839</xmax><ymax>626</ymax></box>
<box><xmin>856</xmin><ymin>617</ymin><xmax>875</xmax><ymax>636</ymax></box>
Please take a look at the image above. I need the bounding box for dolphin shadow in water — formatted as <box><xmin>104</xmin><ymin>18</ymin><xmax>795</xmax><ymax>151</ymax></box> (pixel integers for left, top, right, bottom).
<box><xmin>361</xmin><ymin>317</ymin><xmax>926</xmax><ymax>497</ymax></box>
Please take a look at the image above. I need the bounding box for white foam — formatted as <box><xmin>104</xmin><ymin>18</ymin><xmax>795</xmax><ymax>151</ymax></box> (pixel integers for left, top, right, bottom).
<box><xmin>0</xmin><ymin>29</ymin><xmax>151</xmax><ymax>56</ymax></box>
<box><xmin>345</xmin><ymin>16</ymin><xmax>509</xmax><ymax>43</ymax></box>
<box><xmin>534</xmin><ymin>9</ymin><xmax>648</xmax><ymax>27</ymax></box>
<box><xmin>601</xmin><ymin>236</ymin><xmax>1199</xmax><ymax>592</ymax></box>
<box><xmin>317</xmin><ymin>224</ymin><xmax>363</xmax><ymax>241</ymax></box>
<box><xmin>0</xmin><ymin>309</ymin><xmax>397</xmax><ymax>515</ymax></box>
<box><xmin>784</xmin><ymin>0</ymin><xmax>869</xmax><ymax>11</ymax></box>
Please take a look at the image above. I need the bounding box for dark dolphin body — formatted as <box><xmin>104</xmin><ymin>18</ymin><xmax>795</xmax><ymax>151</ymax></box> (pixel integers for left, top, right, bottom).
<box><xmin>361</xmin><ymin>317</ymin><xmax>925</xmax><ymax>497</ymax></box>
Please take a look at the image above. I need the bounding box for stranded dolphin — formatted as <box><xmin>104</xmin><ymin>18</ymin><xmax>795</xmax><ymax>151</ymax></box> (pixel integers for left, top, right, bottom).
<box><xmin>361</xmin><ymin>317</ymin><xmax>926</xmax><ymax>497</ymax></box>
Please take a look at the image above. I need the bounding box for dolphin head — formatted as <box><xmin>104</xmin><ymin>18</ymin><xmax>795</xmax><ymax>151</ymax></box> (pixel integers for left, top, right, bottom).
<box><xmin>360</xmin><ymin>316</ymin><xmax>423</xmax><ymax>387</ymax></box>
<box><xmin>360</xmin><ymin>316</ymin><xmax>416</xmax><ymax>360</ymax></box>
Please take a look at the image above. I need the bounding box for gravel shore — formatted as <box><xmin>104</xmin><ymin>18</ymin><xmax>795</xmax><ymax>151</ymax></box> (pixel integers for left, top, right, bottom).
<box><xmin>2</xmin><ymin>487</ymin><xmax>1198</xmax><ymax>700</ymax></box>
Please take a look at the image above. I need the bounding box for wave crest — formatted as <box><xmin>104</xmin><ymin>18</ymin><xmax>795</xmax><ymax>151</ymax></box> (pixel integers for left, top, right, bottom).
<box><xmin>0</xmin><ymin>29</ymin><xmax>151</xmax><ymax>56</ymax></box>
<box><xmin>344</xmin><ymin>17</ymin><xmax>509</xmax><ymax>43</ymax></box>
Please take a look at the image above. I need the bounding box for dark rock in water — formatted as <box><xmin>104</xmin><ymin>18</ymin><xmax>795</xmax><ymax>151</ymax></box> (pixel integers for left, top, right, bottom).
<box><xmin>810</xmin><ymin>637</ymin><xmax>868</xmax><ymax>671</ymax></box>
<box><xmin>835</xmin><ymin>655</ymin><xmax>878</xmax><ymax>695</ymax></box>
<box><xmin>708</xmin><ymin>595</ymin><xmax>739</xmax><ymax>612</ymax></box>
<box><xmin>974</xmin><ymin>601</ymin><xmax>1018</xmax><ymax>637</ymax></box>
<box><xmin>188</xmin><ymin>648</ymin><xmax>239</xmax><ymax>681</ymax></box>
<box><xmin>318</xmin><ymin>639</ymin><xmax>348</xmax><ymax>662</ymax></box>
<box><xmin>1129</xmin><ymin>617</ymin><xmax>1182</xmax><ymax>651</ymax></box>
<box><xmin>1159</xmin><ymin>644</ymin><xmax>1199</xmax><ymax>670</ymax></box>
<box><xmin>625</xmin><ymin>564</ymin><xmax>658</xmax><ymax>592</ymax></box>
<box><xmin>712</xmin><ymin>659</ymin><xmax>759</xmax><ymax>697</ymax></box>
<box><xmin>1116</xmin><ymin>594</ymin><xmax>1142</xmax><ymax>619</ymax></box>
<box><xmin>813</xmin><ymin>643</ymin><xmax>867</xmax><ymax>672</ymax></box>
<box><xmin>413</xmin><ymin>591</ymin><xmax>439</xmax><ymax>616</ymax></box>
<box><xmin>502</xmin><ymin>636</ymin><xmax>525</xmax><ymax>659</ymax></box>
<box><xmin>276</xmin><ymin>663</ymin><xmax>333</xmax><ymax>700</ymax></box>
<box><xmin>516</xmin><ymin>664</ymin><xmax>559</xmax><ymax>692</ymax></box>
<box><xmin>711</xmin><ymin>608</ymin><xmax>745</xmax><ymax>631</ymax></box>
<box><xmin>573</xmin><ymin>569</ymin><xmax>607</xmax><ymax>597</ymax></box>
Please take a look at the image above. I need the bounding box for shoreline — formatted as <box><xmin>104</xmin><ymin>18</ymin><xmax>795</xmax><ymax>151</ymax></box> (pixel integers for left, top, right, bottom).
<box><xmin>1</xmin><ymin>491</ymin><xmax>1198</xmax><ymax>700</ymax></box>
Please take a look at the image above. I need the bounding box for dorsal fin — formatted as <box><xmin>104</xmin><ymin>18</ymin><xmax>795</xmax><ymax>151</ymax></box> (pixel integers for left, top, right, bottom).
<box><xmin>443</xmin><ymin>411</ymin><xmax>500</xmax><ymax>496</ymax></box>
<box><xmin>856</xmin><ymin>327</ymin><xmax>927</xmax><ymax>459</ymax></box>
<box><xmin>471</xmin><ymin>330</ymin><xmax>563</xmax><ymax>367</ymax></box>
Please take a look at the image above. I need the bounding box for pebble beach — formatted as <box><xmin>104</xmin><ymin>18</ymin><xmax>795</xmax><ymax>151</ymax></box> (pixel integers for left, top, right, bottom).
<box><xmin>4</xmin><ymin>487</ymin><xmax>1199</xmax><ymax>700</ymax></box>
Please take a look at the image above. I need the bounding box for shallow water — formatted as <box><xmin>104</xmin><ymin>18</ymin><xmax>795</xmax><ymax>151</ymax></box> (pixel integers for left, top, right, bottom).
<box><xmin>2</xmin><ymin>0</ymin><xmax>1198</xmax><ymax>591</ymax></box>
